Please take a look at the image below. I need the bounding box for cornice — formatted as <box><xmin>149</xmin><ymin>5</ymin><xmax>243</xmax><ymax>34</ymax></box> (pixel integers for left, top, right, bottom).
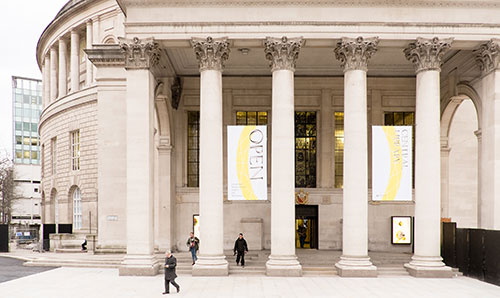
<box><xmin>118</xmin><ymin>0</ymin><xmax>500</xmax><ymax>8</ymax></box>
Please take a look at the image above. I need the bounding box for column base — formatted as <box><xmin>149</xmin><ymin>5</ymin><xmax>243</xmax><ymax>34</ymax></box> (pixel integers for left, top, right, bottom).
<box><xmin>119</xmin><ymin>254</ymin><xmax>160</xmax><ymax>276</ymax></box>
<box><xmin>335</xmin><ymin>255</ymin><xmax>377</xmax><ymax>277</ymax></box>
<box><xmin>404</xmin><ymin>255</ymin><xmax>453</xmax><ymax>278</ymax></box>
<box><xmin>266</xmin><ymin>255</ymin><xmax>302</xmax><ymax>277</ymax></box>
<box><xmin>192</xmin><ymin>255</ymin><xmax>228</xmax><ymax>276</ymax></box>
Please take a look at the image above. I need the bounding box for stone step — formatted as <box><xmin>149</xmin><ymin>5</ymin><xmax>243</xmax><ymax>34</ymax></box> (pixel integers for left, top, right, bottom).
<box><xmin>377</xmin><ymin>266</ymin><xmax>410</xmax><ymax>276</ymax></box>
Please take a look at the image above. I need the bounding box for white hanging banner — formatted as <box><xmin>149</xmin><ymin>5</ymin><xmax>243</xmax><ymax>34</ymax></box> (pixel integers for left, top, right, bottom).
<box><xmin>372</xmin><ymin>126</ymin><xmax>413</xmax><ymax>201</ymax></box>
<box><xmin>227</xmin><ymin>125</ymin><xmax>267</xmax><ymax>200</ymax></box>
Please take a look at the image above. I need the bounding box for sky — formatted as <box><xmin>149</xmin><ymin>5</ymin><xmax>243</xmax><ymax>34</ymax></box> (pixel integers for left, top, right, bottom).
<box><xmin>0</xmin><ymin>0</ymin><xmax>69</xmax><ymax>159</ymax></box>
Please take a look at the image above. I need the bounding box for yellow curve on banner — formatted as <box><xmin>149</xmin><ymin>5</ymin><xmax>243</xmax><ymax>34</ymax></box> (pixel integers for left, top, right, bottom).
<box><xmin>382</xmin><ymin>127</ymin><xmax>403</xmax><ymax>201</ymax></box>
<box><xmin>236</xmin><ymin>126</ymin><xmax>258</xmax><ymax>200</ymax></box>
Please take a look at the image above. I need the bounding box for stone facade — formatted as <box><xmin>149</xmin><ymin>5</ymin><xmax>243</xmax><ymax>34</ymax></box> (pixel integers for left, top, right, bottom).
<box><xmin>36</xmin><ymin>0</ymin><xmax>499</xmax><ymax>277</ymax></box>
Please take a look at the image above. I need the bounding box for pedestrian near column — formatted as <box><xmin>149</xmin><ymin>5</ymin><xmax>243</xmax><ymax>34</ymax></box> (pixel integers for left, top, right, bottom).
<box><xmin>233</xmin><ymin>233</ymin><xmax>249</xmax><ymax>267</ymax></box>
<box><xmin>186</xmin><ymin>232</ymin><xmax>200</xmax><ymax>265</ymax></box>
<box><xmin>163</xmin><ymin>251</ymin><xmax>180</xmax><ymax>295</ymax></box>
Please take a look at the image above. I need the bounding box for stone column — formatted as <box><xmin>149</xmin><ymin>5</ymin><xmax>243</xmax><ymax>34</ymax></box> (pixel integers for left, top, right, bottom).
<box><xmin>42</xmin><ymin>55</ymin><xmax>50</xmax><ymax>109</ymax></box>
<box><xmin>334</xmin><ymin>37</ymin><xmax>378</xmax><ymax>277</ymax></box>
<box><xmin>50</xmin><ymin>47</ymin><xmax>58</xmax><ymax>102</ymax></box>
<box><xmin>474</xmin><ymin>39</ymin><xmax>500</xmax><ymax>230</ymax></box>
<box><xmin>58</xmin><ymin>38</ymin><xmax>68</xmax><ymax>97</ymax></box>
<box><xmin>157</xmin><ymin>136</ymin><xmax>174</xmax><ymax>251</ymax></box>
<box><xmin>440</xmin><ymin>139</ymin><xmax>451</xmax><ymax>219</ymax></box>
<box><xmin>118</xmin><ymin>37</ymin><xmax>160</xmax><ymax>276</ymax></box>
<box><xmin>264</xmin><ymin>36</ymin><xmax>303</xmax><ymax>277</ymax></box>
<box><xmin>86</xmin><ymin>20</ymin><xmax>93</xmax><ymax>87</ymax></box>
<box><xmin>474</xmin><ymin>129</ymin><xmax>482</xmax><ymax>227</ymax></box>
<box><xmin>404</xmin><ymin>37</ymin><xmax>453</xmax><ymax>277</ymax></box>
<box><xmin>70</xmin><ymin>29</ymin><xmax>80</xmax><ymax>93</ymax></box>
<box><xmin>191</xmin><ymin>37</ymin><xmax>229</xmax><ymax>276</ymax></box>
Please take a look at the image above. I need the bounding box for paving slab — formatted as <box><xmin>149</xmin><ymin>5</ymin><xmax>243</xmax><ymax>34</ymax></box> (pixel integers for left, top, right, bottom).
<box><xmin>0</xmin><ymin>267</ymin><xmax>499</xmax><ymax>298</ymax></box>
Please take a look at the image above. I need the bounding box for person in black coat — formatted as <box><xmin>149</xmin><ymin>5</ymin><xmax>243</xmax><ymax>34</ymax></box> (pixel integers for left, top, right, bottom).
<box><xmin>163</xmin><ymin>251</ymin><xmax>180</xmax><ymax>295</ymax></box>
<box><xmin>233</xmin><ymin>233</ymin><xmax>249</xmax><ymax>267</ymax></box>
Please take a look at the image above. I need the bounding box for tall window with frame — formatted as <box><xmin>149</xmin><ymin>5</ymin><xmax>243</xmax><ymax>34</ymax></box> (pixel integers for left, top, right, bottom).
<box><xmin>187</xmin><ymin>111</ymin><xmax>200</xmax><ymax>187</ymax></box>
<box><xmin>384</xmin><ymin>111</ymin><xmax>415</xmax><ymax>186</ymax></box>
<box><xmin>334</xmin><ymin>112</ymin><xmax>344</xmax><ymax>188</ymax></box>
<box><xmin>71</xmin><ymin>131</ymin><xmax>80</xmax><ymax>171</ymax></box>
<box><xmin>51</xmin><ymin>137</ymin><xmax>57</xmax><ymax>175</ymax></box>
<box><xmin>295</xmin><ymin>111</ymin><xmax>317</xmax><ymax>188</ymax></box>
<box><xmin>72</xmin><ymin>187</ymin><xmax>82</xmax><ymax>230</ymax></box>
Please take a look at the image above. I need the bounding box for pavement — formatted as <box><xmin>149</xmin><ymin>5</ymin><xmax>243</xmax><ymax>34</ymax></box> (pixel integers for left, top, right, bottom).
<box><xmin>1</xmin><ymin>266</ymin><xmax>499</xmax><ymax>298</ymax></box>
<box><xmin>0</xmin><ymin>248</ymin><xmax>499</xmax><ymax>298</ymax></box>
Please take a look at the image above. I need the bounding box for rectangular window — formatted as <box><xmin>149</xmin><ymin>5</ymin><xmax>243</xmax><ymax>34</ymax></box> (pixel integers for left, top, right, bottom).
<box><xmin>295</xmin><ymin>111</ymin><xmax>317</xmax><ymax>188</ymax></box>
<box><xmin>23</xmin><ymin>122</ymin><xmax>30</xmax><ymax>131</ymax></box>
<box><xmin>31</xmin><ymin>138</ymin><xmax>38</xmax><ymax>146</ymax></box>
<box><xmin>236</xmin><ymin>111</ymin><xmax>268</xmax><ymax>125</ymax></box>
<box><xmin>384</xmin><ymin>112</ymin><xmax>415</xmax><ymax>187</ymax></box>
<box><xmin>71</xmin><ymin>131</ymin><xmax>80</xmax><ymax>171</ymax></box>
<box><xmin>15</xmin><ymin>122</ymin><xmax>22</xmax><ymax>131</ymax></box>
<box><xmin>31</xmin><ymin>151</ymin><xmax>38</xmax><ymax>160</ymax></box>
<box><xmin>16</xmin><ymin>136</ymin><xmax>22</xmax><ymax>145</ymax></box>
<box><xmin>334</xmin><ymin>112</ymin><xmax>344</xmax><ymax>188</ymax></box>
<box><xmin>31</xmin><ymin>123</ymin><xmax>37</xmax><ymax>133</ymax></box>
<box><xmin>15</xmin><ymin>150</ymin><xmax>22</xmax><ymax>159</ymax></box>
<box><xmin>187</xmin><ymin>112</ymin><xmax>199</xmax><ymax>187</ymax></box>
<box><xmin>23</xmin><ymin>150</ymin><xmax>30</xmax><ymax>159</ymax></box>
<box><xmin>23</xmin><ymin>137</ymin><xmax>30</xmax><ymax>145</ymax></box>
<box><xmin>51</xmin><ymin>138</ymin><xmax>57</xmax><ymax>175</ymax></box>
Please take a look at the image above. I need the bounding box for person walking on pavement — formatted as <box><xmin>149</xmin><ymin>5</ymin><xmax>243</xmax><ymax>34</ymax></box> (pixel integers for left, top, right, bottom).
<box><xmin>163</xmin><ymin>251</ymin><xmax>180</xmax><ymax>295</ymax></box>
<box><xmin>233</xmin><ymin>233</ymin><xmax>248</xmax><ymax>267</ymax></box>
<box><xmin>186</xmin><ymin>232</ymin><xmax>200</xmax><ymax>265</ymax></box>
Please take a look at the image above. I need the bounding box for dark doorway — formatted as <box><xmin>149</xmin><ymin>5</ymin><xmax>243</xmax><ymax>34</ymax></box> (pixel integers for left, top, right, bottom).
<box><xmin>295</xmin><ymin>205</ymin><xmax>318</xmax><ymax>249</ymax></box>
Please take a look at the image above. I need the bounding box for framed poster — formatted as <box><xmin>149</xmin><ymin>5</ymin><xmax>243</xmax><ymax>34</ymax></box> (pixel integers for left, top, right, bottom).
<box><xmin>193</xmin><ymin>214</ymin><xmax>200</xmax><ymax>239</ymax></box>
<box><xmin>391</xmin><ymin>216</ymin><xmax>412</xmax><ymax>245</ymax></box>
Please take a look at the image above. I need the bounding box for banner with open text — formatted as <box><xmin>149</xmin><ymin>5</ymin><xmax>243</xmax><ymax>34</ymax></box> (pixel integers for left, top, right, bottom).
<box><xmin>227</xmin><ymin>125</ymin><xmax>267</xmax><ymax>200</ymax></box>
<box><xmin>372</xmin><ymin>125</ymin><xmax>413</xmax><ymax>201</ymax></box>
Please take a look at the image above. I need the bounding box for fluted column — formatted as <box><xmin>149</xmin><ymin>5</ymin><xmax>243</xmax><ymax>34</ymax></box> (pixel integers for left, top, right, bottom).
<box><xmin>70</xmin><ymin>29</ymin><xmax>80</xmax><ymax>93</ymax></box>
<box><xmin>42</xmin><ymin>55</ymin><xmax>50</xmax><ymax>109</ymax></box>
<box><xmin>58</xmin><ymin>38</ymin><xmax>68</xmax><ymax>97</ymax></box>
<box><xmin>474</xmin><ymin>39</ymin><xmax>500</xmax><ymax>230</ymax></box>
<box><xmin>50</xmin><ymin>47</ymin><xmax>58</xmax><ymax>102</ymax></box>
<box><xmin>334</xmin><ymin>37</ymin><xmax>378</xmax><ymax>277</ymax></box>
<box><xmin>118</xmin><ymin>37</ymin><xmax>160</xmax><ymax>276</ymax></box>
<box><xmin>264</xmin><ymin>36</ymin><xmax>303</xmax><ymax>277</ymax></box>
<box><xmin>191</xmin><ymin>37</ymin><xmax>229</xmax><ymax>276</ymax></box>
<box><xmin>86</xmin><ymin>20</ymin><xmax>93</xmax><ymax>86</ymax></box>
<box><xmin>404</xmin><ymin>37</ymin><xmax>453</xmax><ymax>277</ymax></box>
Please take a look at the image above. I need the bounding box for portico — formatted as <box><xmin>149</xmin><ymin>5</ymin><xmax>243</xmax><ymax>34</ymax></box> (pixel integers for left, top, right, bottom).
<box><xmin>38</xmin><ymin>0</ymin><xmax>500</xmax><ymax>280</ymax></box>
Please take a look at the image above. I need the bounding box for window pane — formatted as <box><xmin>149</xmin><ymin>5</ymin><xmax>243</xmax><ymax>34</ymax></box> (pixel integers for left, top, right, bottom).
<box><xmin>23</xmin><ymin>137</ymin><xmax>30</xmax><ymax>145</ymax></box>
<box><xmin>334</xmin><ymin>112</ymin><xmax>344</xmax><ymax>189</ymax></box>
<box><xmin>31</xmin><ymin>123</ymin><xmax>38</xmax><ymax>133</ymax></box>
<box><xmin>31</xmin><ymin>151</ymin><xmax>38</xmax><ymax>159</ymax></box>
<box><xmin>15</xmin><ymin>150</ymin><xmax>22</xmax><ymax>158</ymax></box>
<box><xmin>295</xmin><ymin>111</ymin><xmax>316</xmax><ymax>188</ymax></box>
<box><xmin>247</xmin><ymin>112</ymin><xmax>257</xmax><ymax>125</ymax></box>
<box><xmin>257</xmin><ymin>112</ymin><xmax>268</xmax><ymax>125</ymax></box>
<box><xmin>187</xmin><ymin>111</ymin><xmax>200</xmax><ymax>187</ymax></box>
<box><xmin>16</xmin><ymin>136</ymin><xmax>22</xmax><ymax>145</ymax></box>
<box><xmin>23</xmin><ymin>122</ymin><xmax>30</xmax><ymax>130</ymax></box>
<box><xmin>236</xmin><ymin>111</ymin><xmax>247</xmax><ymax>125</ymax></box>
<box><xmin>23</xmin><ymin>151</ymin><xmax>30</xmax><ymax>159</ymax></box>
<box><xmin>15</xmin><ymin>122</ymin><xmax>22</xmax><ymax>130</ymax></box>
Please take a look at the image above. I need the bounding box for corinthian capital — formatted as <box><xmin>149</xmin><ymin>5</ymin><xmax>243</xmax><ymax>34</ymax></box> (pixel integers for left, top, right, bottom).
<box><xmin>191</xmin><ymin>37</ymin><xmax>230</xmax><ymax>72</ymax></box>
<box><xmin>404</xmin><ymin>37</ymin><xmax>453</xmax><ymax>73</ymax></box>
<box><xmin>118</xmin><ymin>37</ymin><xmax>160</xmax><ymax>69</ymax></box>
<box><xmin>474</xmin><ymin>39</ymin><xmax>500</xmax><ymax>74</ymax></box>
<box><xmin>334</xmin><ymin>37</ymin><xmax>379</xmax><ymax>72</ymax></box>
<box><xmin>264</xmin><ymin>36</ymin><xmax>304</xmax><ymax>72</ymax></box>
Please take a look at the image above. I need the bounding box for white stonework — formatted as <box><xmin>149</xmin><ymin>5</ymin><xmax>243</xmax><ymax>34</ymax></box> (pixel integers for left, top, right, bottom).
<box><xmin>36</xmin><ymin>0</ymin><xmax>499</xmax><ymax>277</ymax></box>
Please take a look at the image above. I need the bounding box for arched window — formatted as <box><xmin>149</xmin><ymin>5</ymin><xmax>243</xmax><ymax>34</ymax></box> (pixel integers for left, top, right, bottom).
<box><xmin>73</xmin><ymin>188</ymin><xmax>82</xmax><ymax>230</ymax></box>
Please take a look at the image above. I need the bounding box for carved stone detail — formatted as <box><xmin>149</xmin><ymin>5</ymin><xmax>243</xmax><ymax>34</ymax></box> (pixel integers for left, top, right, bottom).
<box><xmin>118</xmin><ymin>37</ymin><xmax>160</xmax><ymax>69</ymax></box>
<box><xmin>191</xmin><ymin>37</ymin><xmax>230</xmax><ymax>72</ymax></box>
<box><xmin>264</xmin><ymin>36</ymin><xmax>304</xmax><ymax>72</ymax></box>
<box><xmin>171</xmin><ymin>77</ymin><xmax>182</xmax><ymax>110</ymax></box>
<box><xmin>404</xmin><ymin>37</ymin><xmax>453</xmax><ymax>73</ymax></box>
<box><xmin>334</xmin><ymin>37</ymin><xmax>379</xmax><ymax>72</ymax></box>
<box><xmin>474</xmin><ymin>39</ymin><xmax>500</xmax><ymax>74</ymax></box>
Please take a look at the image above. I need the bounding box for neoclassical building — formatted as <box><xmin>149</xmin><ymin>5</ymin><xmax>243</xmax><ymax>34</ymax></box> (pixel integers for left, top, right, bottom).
<box><xmin>37</xmin><ymin>0</ymin><xmax>499</xmax><ymax>277</ymax></box>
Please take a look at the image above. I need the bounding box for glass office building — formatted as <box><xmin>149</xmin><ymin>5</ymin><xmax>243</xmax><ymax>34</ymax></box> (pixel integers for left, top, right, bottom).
<box><xmin>12</xmin><ymin>76</ymin><xmax>42</xmax><ymax>165</ymax></box>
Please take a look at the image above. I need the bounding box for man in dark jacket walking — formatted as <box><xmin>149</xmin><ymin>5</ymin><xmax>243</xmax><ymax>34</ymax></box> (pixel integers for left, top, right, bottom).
<box><xmin>233</xmin><ymin>233</ymin><xmax>249</xmax><ymax>267</ymax></box>
<box><xmin>163</xmin><ymin>251</ymin><xmax>180</xmax><ymax>295</ymax></box>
